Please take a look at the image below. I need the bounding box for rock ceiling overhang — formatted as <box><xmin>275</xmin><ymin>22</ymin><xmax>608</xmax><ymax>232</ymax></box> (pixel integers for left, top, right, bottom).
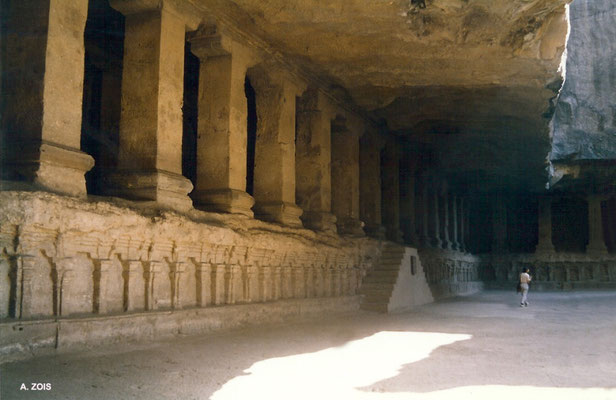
<box><xmin>192</xmin><ymin>0</ymin><xmax>571</xmax><ymax>191</ymax></box>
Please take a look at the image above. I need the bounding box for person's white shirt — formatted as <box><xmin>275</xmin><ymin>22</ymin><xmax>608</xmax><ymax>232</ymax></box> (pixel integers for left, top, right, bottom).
<box><xmin>520</xmin><ymin>272</ymin><xmax>531</xmax><ymax>284</ymax></box>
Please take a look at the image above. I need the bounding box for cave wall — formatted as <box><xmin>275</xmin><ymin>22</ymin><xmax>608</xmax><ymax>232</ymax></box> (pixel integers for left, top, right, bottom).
<box><xmin>550</xmin><ymin>0</ymin><xmax>616</xmax><ymax>161</ymax></box>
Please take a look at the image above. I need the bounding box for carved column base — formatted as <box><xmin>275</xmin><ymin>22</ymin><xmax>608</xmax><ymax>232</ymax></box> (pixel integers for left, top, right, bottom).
<box><xmin>254</xmin><ymin>201</ymin><xmax>303</xmax><ymax>228</ymax></box>
<box><xmin>387</xmin><ymin>227</ymin><xmax>404</xmax><ymax>243</ymax></box>
<box><xmin>193</xmin><ymin>188</ymin><xmax>254</xmax><ymax>217</ymax></box>
<box><xmin>586</xmin><ymin>244</ymin><xmax>608</xmax><ymax>255</ymax></box>
<box><xmin>301</xmin><ymin>211</ymin><xmax>337</xmax><ymax>233</ymax></box>
<box><xmin>430</xmin><ymin>237</ymin><xmax>443</xmax><ymax>249</ymax></box>
<box><xmin>535</xmin><ymin>243</ymin><xmax>555</xmax><ymax>254</ymax></box>
<box><xmin>106</xmin><ymin>169</ymin><xmax>193</xmax><ymax>212</ymax></box>
<box><xmin>364</xmin><ymin>223</ymin><xmax>386</xmax><ymax>239</ymax></box>
<box><xmin>1</xmin><ymin>141</ymin><xmax>94</xmax><ymax>197</ymax></box>
<box><xmin>336</xmin><ymin>217</ymin><xmax>365</xmax><ymax>237</ymax></box>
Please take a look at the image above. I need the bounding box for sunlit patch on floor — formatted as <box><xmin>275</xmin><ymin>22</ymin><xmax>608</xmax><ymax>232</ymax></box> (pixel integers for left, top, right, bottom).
<box><xmin>211</xmin><ymin>331</ymin><xmax>471</xmax><ymax>400</ymax></box>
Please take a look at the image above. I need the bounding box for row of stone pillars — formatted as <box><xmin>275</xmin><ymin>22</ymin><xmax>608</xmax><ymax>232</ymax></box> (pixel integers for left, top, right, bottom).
<box><xmin>534</xmin><ymin>194</ymin><xmax>610</xmax><ymax>254</ymax></box>
<box><xmin>414</xmin><ymin>178</ymin><xmax>471</xmax><ymax>252</ymax></box>
<box><xmin>1</xmin><ymin>0</ymin><xmax>403</xmax><ymax>238</ymax></box>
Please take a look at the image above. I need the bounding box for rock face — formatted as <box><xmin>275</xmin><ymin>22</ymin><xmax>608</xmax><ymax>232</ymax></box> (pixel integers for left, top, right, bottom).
<box><xmin>550</xmin><ymin>0</ymin><xmax>616</xmax><ymax>162</ymax></box>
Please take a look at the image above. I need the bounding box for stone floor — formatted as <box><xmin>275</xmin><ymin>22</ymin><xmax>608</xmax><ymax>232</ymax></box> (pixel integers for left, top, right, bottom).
<box><xmin>2</xmin><ymin>290</ymin><xmax>616</xmax><ymax>400</ymax></box>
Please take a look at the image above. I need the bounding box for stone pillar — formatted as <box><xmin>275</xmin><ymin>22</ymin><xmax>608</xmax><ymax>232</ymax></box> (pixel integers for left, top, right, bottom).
<box><xmin>458</xmin><ymin>197</ymin><xmax>467</xmax><ymax>253</ymax></box>
<box><xmin>399</xmin><ymin>159</ymin><xmax>418</xmax><ymax>246</ymax></box>
<box><xmin>189</xmin><ymin>31</ymin><xmax>255</xmax><ymax>217</ymax></box>
<box><xmin>381</xmin><ymin>140</ymin><xmax>403</xmax><ymax>243</ymax></box>
<box><xmin>463</xmin><ymin>197</ymin><xmax>471</xmax><ymax>253</ymax></box>
<box><xmin>296</xmin><ymin>89</ymin><xmax>337</xmax><ymax>233</ymax></box>
<box><xmin>107</xmin><ymin>0</ymin><xmax>199</xmax><ymax>211</ymax></box>
<box><xmin>1</xmin><ymin>0</ymin><xmax>94</xmax><ymax>196</ymax></box>
<box><xmin>417</xmin><ymin>176</ymin><xmax>430</xmax><ymax>247</ymax></box>
<box><xmin>587</xmin><ymin>195</ymin><xmax>608</xmax><ymax>254</ymax></box>
<box><xmin>359</xmin><ymin>132</ymin><xmax>385</xmax><ymax>238</ymax></box>
<box><xmin>249</xmin><ymin>66</ymin><xmax>306</xmax><ymax>227</ymax></box>
<box><xmin>451</xmin><ymin>195</ymin><xmax>460</xmax><ymax>251</ymax></box>
<box><xmin>492</xmin><ymin>192</ymin><xmax>507</xmax><ymax>253</ymax></box>
<box><xmin>428</xmin><ymin>185</ymin><xmax>443</xmax><ymax>249</ymax></box>
<box><xmin>331</xmin><ymin>118</ymin><xmax>364</xmax><ymax>236</ymax></box>
<box><xmin>440</xmin><ymin>191</ymin><xmax>452</xmax><ymax>250</ymax></box>
<box><xmin>535</xmin><ymin>195</ymin><xmax>555</xmax><ymax>254</ymax></box>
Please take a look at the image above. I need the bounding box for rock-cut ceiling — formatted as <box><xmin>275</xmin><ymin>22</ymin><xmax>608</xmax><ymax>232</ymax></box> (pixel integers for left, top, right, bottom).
<box><xmin>197</xmin><ymin>0</ymin><xmax>571</xmax><ymax>192</ymax></box>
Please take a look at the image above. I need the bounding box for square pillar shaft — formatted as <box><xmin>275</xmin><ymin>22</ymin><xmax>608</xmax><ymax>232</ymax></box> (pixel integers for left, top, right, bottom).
<box><xmin>417</xmin><ymin>177</ymin><xmax>431</xmax><ymax>247</ymax></box>
<box><xmin>360</xmin><ymin>133</ymin><xmax>385</xmax><ymax>238</ymax></box>
<box><xmin>450</xmin><ymin>195</ymin><xmax>460</xmax><ymax>251</ymax></box>
<box><xmin>440</xmin><ymin>192</ymin><xmax>452</xmax><ymax>250</ymax></box>
<box><xmin>458</xmin><ymin>198</ymin><xmax>467</xmax><ymax>252</ymax></box>
<box><xmin>492</xmin><ymin>192</ymin><xmax>507</xmax><ymax>253</ymax></box>
<box><xmin>296</xmin><ymin>89</ymin><xmax>337</xmax><ymax>232</ymax></box>
<box><xmin>331</xmin><ymin>125</ymin><xmax>364</xmax><ymax>236</ymax></box>
<box><xmin>1</xmin><ymin>0</ymin><xmax>94</xmax><ymax>196</ymax></box>
<box><xmin>190</xmin><ymin>33</ymin><xmax>255</xmax><ymax>217</ymax></box>
<box><xmin>108</xmin><ymin>1</ymin><xmax>195</xmax><ymax>211</ymax></box>
<box><xmin>399</xmin><ymin>160</ymin><xmax>418</xmax><ymax>246</ymax></box>
<box><xmin>536</xmin><ymin>195</ymin><xmax>555</xmax><ymax>253</ymax></box>
<box><xmin>429</xmin><ymin>185</ymin><xmax>442</xmax><ymax>249</ymax></box>
<box><xmin>587</xmin><ymin>195</ymin><xmax>608</xmax><ymax>254</ymax></box>
<box><xmin>250</xmin><ymin>68</ymin><xmax>305</xmax><ymax>227</ymax></box>
<box><xmin>381</xmin><ymin>140</ymin><xmax>402</xmax><ymax>243</ymax></box>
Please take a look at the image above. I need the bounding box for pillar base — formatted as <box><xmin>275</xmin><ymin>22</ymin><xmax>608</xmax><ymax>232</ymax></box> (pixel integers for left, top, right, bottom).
<box><xmin>364</xmin><ymin>223</ymin><xmax>386</xmax><ymax>239</ymax></box>
<box><xmin>254</xmin><ymin>201</ymin><xmax>303</xmax><ymax>228</ymax></box>
<box><xmin>106</xmin><ymin>169</ymin><xmax>193</xmax><ymax>212</ymax></box>
<box><xmin>301</xmin><ymin>211</ymin><xmax>337</xmax><ymax>233</ymax></box>
<box><xmin>430</xmin><ymin>237</ymin><xmax>443</xmax><ymax>249</ymax></box>
<box><xmin>336</xmin><ymin>217</ymin><xmax>365</xmax><ymax>237</ymax></box>
<box><xmin>586</xmin><ymin>244</ymin><xmax>608</xmax><ymax>255</ymax></box>
<box><xmin>193</xmin><ymin>188</ymin><xmax>254</xmax><ymax>217</ymax></box>
<box><xmin>386</xmin><ymin>227</ymin><xmax>404</xmax><ymax>243</ymax></box>
<box><xmin>534</xmin><ymin>244</ymin><xmax>555</xmax><ymax>254</ymax></box>
<box><xmin>1</xmin><ymin>141</ymin><xmax>94</xmax><ymax>197</ymax></box>
<box><xmin>418</xmin><ymin>235</ymin><xmax>431</xmax><ymax>248</ymax></box>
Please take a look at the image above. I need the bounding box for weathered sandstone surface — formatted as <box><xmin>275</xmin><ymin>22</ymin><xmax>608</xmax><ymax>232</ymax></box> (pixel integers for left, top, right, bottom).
<box><xmin>550</xmin><ymin>0</ymin><xmax>616</xmax><ymax>162</ymax></box>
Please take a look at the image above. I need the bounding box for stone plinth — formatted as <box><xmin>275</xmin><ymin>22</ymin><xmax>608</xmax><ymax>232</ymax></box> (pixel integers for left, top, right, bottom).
<box><xmin>107</xmin><ymin>170</ymin><xmax>193</xmax><ymax>212</ymax></box>
<box><xmin>301</xmin><ymin>211</ymin><xmax>338</xmax><ymax>233</ymax></box>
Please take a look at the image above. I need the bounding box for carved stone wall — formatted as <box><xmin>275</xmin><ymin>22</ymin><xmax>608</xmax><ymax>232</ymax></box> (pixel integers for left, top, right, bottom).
<box><xmin>486</xmin><ymin>253</ymin><xmax>616</xmax><ymax>290</ymax></box>
<box><xmin>417</xmin><ymin>249</ymin><xmax>485</xmax><ymax>298</ymax></box>
<box><xmin>0</xmin><ymin>192</ymin><xmax>381</xmax><ymax>322</ymax></box>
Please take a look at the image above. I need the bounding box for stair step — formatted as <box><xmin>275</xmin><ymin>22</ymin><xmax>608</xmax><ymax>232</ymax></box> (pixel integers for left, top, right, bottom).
<box><xmin>361</xmin><ymin>281</ymin><xmax>396</xmax><ymax>288</ymax></box>
<box><xmin>377</xmin><ymin>265</ymin><xmax>403</xmax><ymax>271</ymax></box>
<box><xmin>364</xmin><ymin>274</ymin><xmax>398</xmax><ymax>285</ymax></box>
<box><xmin>365</xmin><ymin>270</ymin><xmax>399</xmax><ymax>277</ymax></box>
<box><xmin>360</xmin><ymin>302</ymin><xmax>389</xmax><ymax>312</ymax></box>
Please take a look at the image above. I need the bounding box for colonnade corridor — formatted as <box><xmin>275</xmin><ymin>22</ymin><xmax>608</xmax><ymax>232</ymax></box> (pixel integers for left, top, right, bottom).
<box><xmin>2</xmin><ymin>290</ymin><xmax>615</xmax><ymax>400</ymax></box>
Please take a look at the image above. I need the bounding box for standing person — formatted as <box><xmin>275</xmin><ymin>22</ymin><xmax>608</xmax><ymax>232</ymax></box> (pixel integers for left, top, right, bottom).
<box><xmin>519</xmin><ymin>267</ymin><xmax>532</xmax><ymax>307</ymax></box>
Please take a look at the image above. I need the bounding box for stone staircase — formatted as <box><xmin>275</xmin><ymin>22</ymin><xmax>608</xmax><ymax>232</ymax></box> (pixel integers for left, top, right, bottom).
<box><xmin>360</xmin><ymin>244</ymin><xmax>408</xmax><ymax>312</ymax></box>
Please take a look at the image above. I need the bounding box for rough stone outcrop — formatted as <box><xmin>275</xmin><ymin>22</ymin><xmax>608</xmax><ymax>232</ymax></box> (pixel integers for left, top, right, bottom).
<box><xmin>550</xmin><ymin>0</ymin><xmax>616</xmax><ymax>162</ymax></box>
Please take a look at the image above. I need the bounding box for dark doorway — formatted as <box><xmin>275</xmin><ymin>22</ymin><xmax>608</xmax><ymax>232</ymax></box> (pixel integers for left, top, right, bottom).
<box><xmin>245</xmin><ymin>77</ymin><xmax>257</xmax><ymax>196</ymax></box>
<box><xmin>81</xmin><ymin>0</ymin><xmax>124</xmax><ymax>195</ymax></box>
<box><xmin>182</xmin><ymin>41</ymin><xmax>199</xmax><ymax>188</ymax></box>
